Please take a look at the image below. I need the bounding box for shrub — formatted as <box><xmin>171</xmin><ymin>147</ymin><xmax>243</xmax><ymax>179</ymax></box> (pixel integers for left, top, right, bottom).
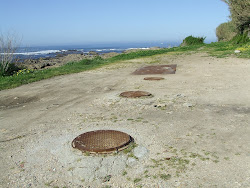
<box><xmin>216</xmin><ymin>21</ymin><xmax>237</xmax><ymax>41</ymax></box>
<box><xmin>230</xmin><ymin>32</ymin><xmax>250</xmax><ymax>44</ymax></box>
<box><xmin>0</xmin><ymin>32</ymin><xmax>20</xmax><ymax>76</ymax></box>
<box><xmin>180</xmin><ymin>36</ymin><xmax>206</xmax><ymax>46</ymax></box>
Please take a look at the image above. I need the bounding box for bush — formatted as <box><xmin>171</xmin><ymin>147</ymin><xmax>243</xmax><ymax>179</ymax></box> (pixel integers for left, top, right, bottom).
<box><xmin>0</xmin><ymin>63</ymin><xmax>22</xmax><ymax>76</ymax></box>
<box><xmin>0</xmin><ymin>32</ymin><xmax>20</xmax><ymax>76</ymax></box>
<box><xmin>230</xmin><ymin>32</ymin><xmax>250</xmax><ymax>44</ymax></box>
<box><xmin>180</xmin><ymin>36</ymin><xmax>206</xmax><ymax>46</ymax></box>
<box><xmin>216</xmin><ymin>21</ymin><xmax>237</xmax><ymax>41</ymax></box>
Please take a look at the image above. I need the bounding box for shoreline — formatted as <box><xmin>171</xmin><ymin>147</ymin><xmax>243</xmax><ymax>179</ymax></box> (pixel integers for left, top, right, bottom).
<box><xmin>15</xmin><ymin>47</ymin><xmax>162</xmax><ymax>70</ymax></box>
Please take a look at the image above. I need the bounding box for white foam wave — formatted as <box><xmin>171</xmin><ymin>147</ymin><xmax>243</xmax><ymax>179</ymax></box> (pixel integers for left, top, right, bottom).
<box><xmin>13</xmin><ymin>50</ymin><xmax>61</xmax><ymax>56</ymax></box>
<box><xmin>127</xmin><ymin>47</ymin><xmax>150</xmax><ymax>50</ymax></box>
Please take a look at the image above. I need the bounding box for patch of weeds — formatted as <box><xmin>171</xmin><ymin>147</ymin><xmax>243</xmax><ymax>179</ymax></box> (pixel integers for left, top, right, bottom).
<box><xmin>128</xmin><ymin>153</ymin><xmax>138</xmax><ymax>160</ymax></box>
<box><xmin>67</xmin><ymin>167</ymin><xmax>74</xmax><ymax>171</ymax></box>
<box><xmin>144</xmin><ymin>170</ymin><xmax>149</xmax><ymax>174</ymax></box>
<box><xmin>84</xmin><ymin>151</ymin><xmax>90</xmax><ymax>156</ymax></box>
<box><xmin>76</xmin><ymin>158</ymin><xmax>82</xmax><ymax>162</ymax></box>
<box><xmin>126</xmin><ymin>177</ymin><xmax>131</xmax><ymax>181</ymax></box>
<box><xmin>123</xmin><ymin>142</ymin><xmax>138</xmax><ymax>154</ymax></box>
<box><xmin>81</xmin><ymin>179</ymin><xmax>85</xmax><ymax>182</ymax></box>
<box><xmin>213</xmin><ymin>160</ymin><xmax>220</xmax><ymax>163</ymax></box>
<box><xmin>127</xmin><ymin>118</ymin><xmax>134</xmax><ymax>121</ymax></box>
<box><xmin>224</xmin><ymin>157</ymin><xmax>230</xmax><ymax>160</ymax></box>
<box><xmin>103</xmin><ymin>175</ymin><xmax>112</xmax><ymax>182</ymax></box>
<box><xmin>166</xmin><ymin>157</ymin><xmax>190</xmax><ymax>172</ymax></box>
<box><xmin>153</xmin><ymin>175</ymin><xmax>157</xmax><ymax>179</ymax></box>
<box><xmin>235</xmin><ymin>152</ymin><xmax>241</xmax><ymax>155</ymax></box>
<box><xmin>135</xmin><ymin>117</ymin><xmax>144</xmax><ymax>122</ymax></box>
<box><xmin>122</xmin><ymin>170</ymin><xmax>127</xmax><ymax>176</ymax></box>
<box><xmin>203</xmin><ymin>151</ymin><xmax>211</xmax><ymax>156</ymax></box>
<box><xmin>45</xmin><ymin>181</ymin><xmax>54</xmax><ymax>186</ymax></box>
<box><xmin>159</xmin><ymin>174</ymin><xmax>171</xmax><ymax>181</ymax></box>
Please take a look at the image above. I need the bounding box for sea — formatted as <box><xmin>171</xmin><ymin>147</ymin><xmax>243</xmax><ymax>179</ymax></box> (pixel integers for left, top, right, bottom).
<box><xmin>14</xmin><ymin>41</ymin><xmax>180</xmax><ymax>60</ymax></box>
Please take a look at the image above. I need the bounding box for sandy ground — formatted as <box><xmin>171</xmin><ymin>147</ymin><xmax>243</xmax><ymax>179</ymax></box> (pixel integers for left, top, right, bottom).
<box><xmin>0</xmin><ymin>52</ymin><xmax>250</xmax><ymax>188</ymax></box>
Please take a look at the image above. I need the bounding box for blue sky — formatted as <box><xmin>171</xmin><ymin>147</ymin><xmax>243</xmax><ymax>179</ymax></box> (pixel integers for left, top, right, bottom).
<box><xmin>0</xmin><ymin>0</ymin><xmax>230</xmax><ymax>46</ymax></box>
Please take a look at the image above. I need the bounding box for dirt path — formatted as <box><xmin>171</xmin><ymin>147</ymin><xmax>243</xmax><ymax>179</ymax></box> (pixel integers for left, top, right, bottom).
<box><xmin>0</xmin><ymin>53</ymin><xmax>250</xmax><ymax>187</ymax></box>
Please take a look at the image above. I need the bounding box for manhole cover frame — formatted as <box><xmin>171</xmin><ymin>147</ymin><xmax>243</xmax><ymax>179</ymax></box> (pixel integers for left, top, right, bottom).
<box><xmin>120</xmin><ymin>91</ymin><xmax>153</xmax><ymax>98</ymax></box>
<box><xmin>144</xmin><ymin>77</ymin><xmax>165</xmax><ymax>81</ymax></box>
<box><xmin>72</xmin><ymin>130</ymin><xmax>134</xmax><ymax>154</ymax></box>
<box><xmin>132</xmin><ymin>64</ymin><xmax>177</xmax><ymax>75</ymax></box>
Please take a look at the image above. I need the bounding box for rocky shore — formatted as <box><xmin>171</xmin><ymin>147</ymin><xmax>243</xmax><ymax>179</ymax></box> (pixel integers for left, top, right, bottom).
<box><xmin>15</xmin><ymin>47</ymin><xmax>161</xmax><ymax>70</ymax></box>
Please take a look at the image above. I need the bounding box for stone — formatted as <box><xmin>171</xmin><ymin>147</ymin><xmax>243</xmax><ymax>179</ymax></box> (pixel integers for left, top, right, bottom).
<box><xmin>133</xmin><ymin>146</ymin><xmax>148</xmax><ymax>159</ymax></box>
<box><xmin>183</xmin><ymin>103</ymin><xmax>193</xmax><ymax>108</ymax></box>
<box><xmin>234</xmin><ymin>50</ymin><xmax>241</xmax><ymax>53</ymax></box>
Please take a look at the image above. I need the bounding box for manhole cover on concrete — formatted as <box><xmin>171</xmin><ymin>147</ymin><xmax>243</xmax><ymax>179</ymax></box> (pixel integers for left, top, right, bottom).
<box><xmin>120</xmin><ymin>91</ymin><xmax>152</xmax><ymax>98</ymax></box>
<box><xmin>132</xmin><ymin>64</ymin><xmax>177</xmax><ymax>75</ymax></box>
<box><xmin>144</xmin><ymin>77</ymin><xmax>165</xmax><ymax>81</ymax></box>
<box><xmin>72</xmin><ymin>130</ymin><xmax>133</xmax><ymax>154</ymax></box>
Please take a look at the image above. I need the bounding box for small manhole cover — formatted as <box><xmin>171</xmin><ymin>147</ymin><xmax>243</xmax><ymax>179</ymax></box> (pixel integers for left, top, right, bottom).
<box><xmin>132</xmin><ymin>64</ymin><xmax>177</xmax><ymax>75</ymax></box>
<box><xmin>144</xmin><ymin>77</ymin><xmax>164</xmax><ymax>81</ymax></box>
<box><xmin>120</xmin><ymin>91</ymin><xmax>152</xmax><ymax>98</ymax></box>
<box><xmin>72</xmin><ymin>130</ymin><xmax>133</xmax><ymax>154</ymax></box>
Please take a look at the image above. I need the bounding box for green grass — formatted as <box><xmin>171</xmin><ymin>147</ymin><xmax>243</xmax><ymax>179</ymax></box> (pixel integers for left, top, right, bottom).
<box><xmin>0</xmin><ymin>40</ymin><xmax>249</xmax><ymax>90</ymax></box>
<box><xmin>201</xmin><ymin>41</ymin><xmax>250</xmax><ymax>58</ymax></box>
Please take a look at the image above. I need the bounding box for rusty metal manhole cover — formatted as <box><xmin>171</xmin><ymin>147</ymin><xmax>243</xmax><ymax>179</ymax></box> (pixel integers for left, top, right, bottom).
<box><xmin>120</xmin><ymin>91</ymin><xmax>152</xmax><ymax>98</ymax></box>
<box><xmin>72</xmin><ymin>130</ymin><xmax>133</xmax><ymax>154</ymax></box>
<box><xmin>144</xmin><ymin>77</ymin><xmax>165</xmax><ymax>81</ymax></box>
<box><xmin>132</xmin><ymin>64</ymin><xmax>177</xmax><ymax>75</ymax></box>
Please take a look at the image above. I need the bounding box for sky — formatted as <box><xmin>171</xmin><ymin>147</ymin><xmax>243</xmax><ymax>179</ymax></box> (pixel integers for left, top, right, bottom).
<box><xmin>0</xmin><ymin>0</ymin><xmax>230</xmax><ymax>46</ymax></box>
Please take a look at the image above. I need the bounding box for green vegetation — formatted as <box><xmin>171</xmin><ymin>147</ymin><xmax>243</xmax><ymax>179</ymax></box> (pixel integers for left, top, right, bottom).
<box><xmin>231</xmin><ymin>32</ymin><xmax>250</xmax><ymax>44</ymax></box>
<box><xmin>216</xmin><ymin>21</ymin><xmax>237</xmax><ymax>41</ymax></box>
<box><xmin>181</xmin><ymin>36</ymin><xmax>206</xmax><ymax>46</ymax></box>
<box><xmin>222</xmin><ymin>0</ymin><xmax>250</xmax><ymax>34</ymax></box>
<box><xmin>133</xmin><ymin>178</ymin><xmax>142</xmax><ymax>183</ymax></box>
<box><xmin>216</xmin><ymin>0</ymin><xmax>249</xmax><ymax>42</ymax></box>
<box><xmin>0</xmin><ymin>45</ymin><xmax>202</xmax><ymax>90</ymax></box>
<box><xmin>0</xmin><ymin>38</ymin><xmax>249</xmax><ymax>90</ymax></box>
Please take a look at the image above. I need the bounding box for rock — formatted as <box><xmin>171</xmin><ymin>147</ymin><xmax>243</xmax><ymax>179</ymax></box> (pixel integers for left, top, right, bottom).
<box><xmin>154</xmin><ymin>104</ymin><xmax>166</xmax><ymax>108</ymax></box>
<box><xmin>88</xmin><ymin>51</ymin><xmax>99</xmax><ymax>56</ymax></box>
<box><xmin>133</xmin><ymin>146</ymin><xmax>148</xmax><ymax>159</ymax></box>
<box><xmin>183</xmin><ymin>103</ymin><xmax>193</xmax><ymax>108</ymax></box>
<box><xmin>103</xmin><ymin>87</ymin><xmax>112</xmax><ymax>91</ymax></box>
<box><xmin>234</xmin><ymin>50</ymin><xmax>241</xmax><ymax>53</ymax></box>
<box><xmin>101</xmin><ymin>52</ymin><xmax>119</xmax><ymax>59</ymax></box>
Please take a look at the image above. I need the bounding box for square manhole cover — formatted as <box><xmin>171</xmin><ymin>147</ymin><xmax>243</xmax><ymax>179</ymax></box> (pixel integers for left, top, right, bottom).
<box><xmin>132</xmin><ymin>64</ymin><xmax>177</xmax><ymax>75</ymax></box>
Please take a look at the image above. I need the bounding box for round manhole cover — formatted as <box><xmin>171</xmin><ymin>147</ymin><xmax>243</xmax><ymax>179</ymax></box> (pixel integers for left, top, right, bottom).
<box><xmin>144</xmin><ymin>77</ymin><xmax>164</xmax><ymax>81</ymax></box>
<box><xmin>72</xmin><ymin>130</ymin><xmax>133</xmax><ymax>154</ymax></box>
<box><xmin>120</xmin><ymin>91</ymin><xmax>152</xmax><ymax>98</ymax></box>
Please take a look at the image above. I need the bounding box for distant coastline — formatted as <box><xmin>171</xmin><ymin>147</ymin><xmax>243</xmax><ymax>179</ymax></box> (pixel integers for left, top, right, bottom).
<box><xmin>15</xmin><ymin>42</ymin><xmax>179</xmax><ymax>70</ymax></box>
<box><xmin>15</xmin><ymin>42</ymin><xmax>180</xmax><ymax>60</ymax></box>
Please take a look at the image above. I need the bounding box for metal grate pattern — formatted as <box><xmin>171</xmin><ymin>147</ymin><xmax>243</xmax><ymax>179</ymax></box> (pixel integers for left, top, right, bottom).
<box><xmin>72</xmin><ymin>130</ymin><xmax>133</xmax><ymax>154</ymax></box>
<box><xmin>120</xmin><ymin>91</ymin><xmax>152</xmax><ymax>98</ymax></box>
<box><xmin>144</xmin><ymin>77</ymin><xmax>165</xmax><ymax>81</ymax></box>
